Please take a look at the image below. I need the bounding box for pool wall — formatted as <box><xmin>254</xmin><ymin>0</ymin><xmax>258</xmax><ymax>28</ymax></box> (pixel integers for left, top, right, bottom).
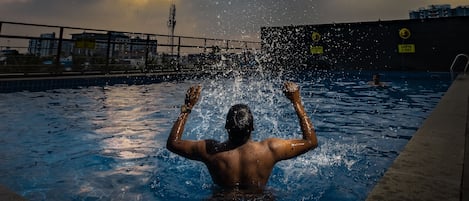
<box><xmin>366</xmin><ymin>73</ymin><xmax>469</xmax><ymax>201</ymax></box>
<box><xmin>261</xmin><ymin>16</ymin><xmax>469</xmax><ymax>71</ymax></box>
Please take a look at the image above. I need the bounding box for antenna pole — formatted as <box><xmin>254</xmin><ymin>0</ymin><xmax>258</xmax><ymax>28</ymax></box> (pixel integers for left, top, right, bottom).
<box><xmin>167</xmin><ymin>3</ymin><xmax>176</xmax><ymax>55</ymax></box>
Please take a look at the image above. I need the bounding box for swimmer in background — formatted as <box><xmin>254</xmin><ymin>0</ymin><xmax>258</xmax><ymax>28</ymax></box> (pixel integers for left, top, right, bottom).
<box><xmin>368</xmin><ymin>74</ymin><xmax>386</xmax><ymax>87</ymax></box>
<box><xmin>166</xmin><ymin>81</ymin><xmax>318</xmax><ymax>197</ymax></box>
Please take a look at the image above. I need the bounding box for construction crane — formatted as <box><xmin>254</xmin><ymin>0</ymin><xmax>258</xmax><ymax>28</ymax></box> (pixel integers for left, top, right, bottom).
<box><xmin>167</xmin><ymin>2</ymin><xmax>176</xmax><ymax>55</ymax></box>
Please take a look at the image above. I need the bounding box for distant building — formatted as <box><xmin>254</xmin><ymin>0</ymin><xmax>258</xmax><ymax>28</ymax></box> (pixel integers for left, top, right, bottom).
<box><xmin>129</xmin><ymin>36</ymin><xmax>158</xmax><ymax>59</ymax></box>
<box><xmin>70</xmin><ymin>32</ymin><xmax>157</xmax><ymax>59</ymax></box>
<box><xmin>410</xmin><ymin>4</ymin><xmax>469</xmax><ymax>19</ymax></box>
<box><xmin>28</xmin><ymin>32</ymin><xmax>157</xmax><ymax>60</ymax></box>
<box><xmin>453</xmin><ymin>5</ymin><xmax>469</xmax><ymax>16</ymax></box>
<box><xmin>28</xmin><ymin>33</ymin><xmax>73</xmax><ymax>57</ymax></box>
<box><xmin>28</xmin><ymin>33</ymin><xmax>57</xmax><ymax>57</ymax></box>
<box><xmin>71</xmin><ymin>32</ymin><xmax>126</xmax><ymax>57</ymax></box>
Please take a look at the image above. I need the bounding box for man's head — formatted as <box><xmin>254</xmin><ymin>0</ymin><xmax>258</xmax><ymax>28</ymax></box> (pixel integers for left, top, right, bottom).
<box><xmin>225</xmin><ymin>104</ymin><xmax>254</xmax><ymax>144</ymax></box>
<box><xmin>373</xmin><ymin>74</ymin><xmax>380</xmax><ymax>84</ymax></box>
<box><xmin>373</xmin><ymin>74</ymin><xmax>380</xmax><ymax>85</ymax></box>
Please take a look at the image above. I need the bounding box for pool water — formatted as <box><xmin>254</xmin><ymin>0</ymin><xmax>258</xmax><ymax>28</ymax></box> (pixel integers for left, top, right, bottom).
<box><xmin>0</xmin><ymin>70</ymin><xmax>450</xmax><ymax>200</ymax></box>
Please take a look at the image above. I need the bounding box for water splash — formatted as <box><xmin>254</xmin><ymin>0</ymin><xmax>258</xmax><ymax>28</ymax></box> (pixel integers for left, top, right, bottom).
<box><xmin>153</xmin><ymin>69</ymin><xmax>450</xmax><ymax>200</ymax></box>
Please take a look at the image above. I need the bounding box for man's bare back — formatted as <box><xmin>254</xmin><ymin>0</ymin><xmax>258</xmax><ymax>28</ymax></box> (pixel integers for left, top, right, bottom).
<box><xmin>166</xmin><ymin>82</ymin><xmax>318</xmax><ymax>190</ymax></box>
<box><xmin>202</xmin><ymin>140</ymin><xmax>277</xmax><ymax>188</ymax></box>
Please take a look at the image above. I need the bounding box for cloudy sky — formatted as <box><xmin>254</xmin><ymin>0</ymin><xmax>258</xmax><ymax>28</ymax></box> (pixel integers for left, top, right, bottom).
<box><xmin>0</xmin><ymin>0</ymin><xmax>468</xmax><ymax>41</ymax></box>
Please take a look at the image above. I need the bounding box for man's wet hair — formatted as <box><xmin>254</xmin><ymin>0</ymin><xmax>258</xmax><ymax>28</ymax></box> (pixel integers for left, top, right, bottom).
<box><xmin>225</xmin><ymin>104</ymin><xmax>254</xmax><ymax>144</ymax></box>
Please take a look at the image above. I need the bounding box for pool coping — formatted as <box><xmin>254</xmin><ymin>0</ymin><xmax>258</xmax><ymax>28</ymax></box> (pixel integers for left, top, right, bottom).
<box><xmin>366</xmin><ymin>73</ymin><xmax>469</xmax><ymax>201</ymax></box>
<box><xmin>0</xmin><ymin>70</ymin><xmax>269</xmax><ymax>93</ymax></box>
<box><xmin>0</xmin><ymin>71</ymin><xmax>214</xmax><ymax>93</ymax></box>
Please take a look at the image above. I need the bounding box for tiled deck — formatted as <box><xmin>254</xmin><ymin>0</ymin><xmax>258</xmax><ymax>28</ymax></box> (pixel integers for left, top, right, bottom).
<box><xmin>366</xmin><ymin>74</ymin><xmax>469</xmax><ymax>201</ymax></box>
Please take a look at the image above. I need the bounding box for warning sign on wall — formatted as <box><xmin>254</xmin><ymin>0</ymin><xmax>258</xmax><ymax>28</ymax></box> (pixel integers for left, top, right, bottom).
<box><xmin>75</xmin><ymin>39</ymin><xmax>96</xmax><ymax>49</ymax></box>
<box><xmin>311</xmin><ymin>32</ymin><xmax>321</xmax><ymax>42</ymax></box>
<box><xmin>399</xmin><ymin>28</ymin><xmax>411</xmax><ymax>40</ymax></box>
<box><xmin>310</xmin><ymin>45</ymin><xmax>324</xmax><ymax>54</ymax></box>
<box><xmin>398</xmin><ymin>44</ymin><xmax>415</xmax><ymax>53</ymax></box>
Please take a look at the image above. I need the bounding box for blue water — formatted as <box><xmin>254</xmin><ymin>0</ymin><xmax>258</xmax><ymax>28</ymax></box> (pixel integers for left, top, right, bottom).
<box><xmin>0</xmin><ymin>70</ymin><xmax>450</xmax><ymax>200</ymax></box>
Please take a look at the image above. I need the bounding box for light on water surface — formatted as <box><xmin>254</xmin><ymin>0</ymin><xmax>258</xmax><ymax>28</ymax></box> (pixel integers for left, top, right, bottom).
<box><xmin>0</xmin><ymin>69</ymin><xmax>450</xmax><ymax>200</ymax></box>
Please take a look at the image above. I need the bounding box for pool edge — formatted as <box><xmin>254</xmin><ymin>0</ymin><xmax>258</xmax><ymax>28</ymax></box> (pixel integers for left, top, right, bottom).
<box><xmin>366</xmin><ymin>74</ymin><xmax>469</xmax><ymax>201</ymax></box>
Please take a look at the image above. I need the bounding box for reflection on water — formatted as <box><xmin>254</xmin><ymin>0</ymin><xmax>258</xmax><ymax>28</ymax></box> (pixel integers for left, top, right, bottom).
<box><xmin>0</xmin><ymin>70</ymin><xmax>450</xmax><ymax>201</ymax></box>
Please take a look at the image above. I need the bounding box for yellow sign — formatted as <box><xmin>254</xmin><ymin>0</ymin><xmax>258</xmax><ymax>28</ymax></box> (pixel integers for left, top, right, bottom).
<box><xmin>311</xmin><ymin>32</ymin><xmax>321</xmax><ymax>42</ymax></box>
<box><xmin>75</xmin><ymin>39</ymin><xmax>96</xmax><ymax>49</ymax></box>
<box><xmin>398</xmin><ymin>44</ymin><xmax>415</xmax><ymax>53</ymax></box>
<box><xmin>399</xmin><ymin>28</ymin><xmax>411</xmax><ymax>39</ymax></box>
<box><xmin>310</xmin><ymin>45</ymin><xmax>324</xmax><ymax>54</ymax></box>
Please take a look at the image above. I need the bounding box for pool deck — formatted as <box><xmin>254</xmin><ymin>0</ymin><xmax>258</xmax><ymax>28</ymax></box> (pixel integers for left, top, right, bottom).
<box><xmin>366</xmin><ymin>73</ymin><xmax>469</xmax><ymax>201</ymax></box>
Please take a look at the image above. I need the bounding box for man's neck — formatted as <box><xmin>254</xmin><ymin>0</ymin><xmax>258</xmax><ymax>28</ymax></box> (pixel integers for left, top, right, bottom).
<box><xmin>227</xmin><ymin>138</ymin><xmax>251</xmax><ymax>148</ymax></box>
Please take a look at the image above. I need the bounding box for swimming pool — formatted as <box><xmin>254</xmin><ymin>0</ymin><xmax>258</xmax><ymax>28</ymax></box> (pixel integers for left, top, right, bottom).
<box><xmin>0</xmin><ymin>70</ymin><xmax>450</xmax><ymax>200</ymax></box>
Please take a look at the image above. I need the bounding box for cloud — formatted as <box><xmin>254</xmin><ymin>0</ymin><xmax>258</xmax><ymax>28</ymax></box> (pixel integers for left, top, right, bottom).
<box><xmin>176</xmin><ymin>0</ymin><xmax>319</xmax><ymax>39</ymax></box>
<box><xmin>316</xmin><ymin>0</ymin><xmax>469</xmax><ymax>23</ymax></box>
<box><xmin>0</xmin><ymin>0</ymin><xmax>30</xmax><ymax>4</ymax></box>
<box><xmin>0</xmin><ymin>0</ymin><xmax>170</xmax><ymax>31</ymax></box>
<box><xmin>1</xmin><ymin>0</ymin><xmax>468</xmax><ymax>40</ymax></box>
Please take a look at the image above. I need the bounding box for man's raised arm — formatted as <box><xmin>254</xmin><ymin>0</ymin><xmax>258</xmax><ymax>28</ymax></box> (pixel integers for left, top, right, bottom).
<box><xmin>166</xmin><ymin>85</ymin><xmax>205</xmax><ymax>160</ymax></box>
<box><xmin>268</xmin><ymin>81</ymin><xmax>318</xmax><ymax>161</ymax></box>
<box><xmin>284</xmin><ymin>81</ymin><xmax>317</xmax><ymax>145</ymax></box>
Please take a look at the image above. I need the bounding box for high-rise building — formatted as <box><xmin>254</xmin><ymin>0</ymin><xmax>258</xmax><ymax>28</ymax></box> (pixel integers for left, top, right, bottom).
<box><xmin>28</xmin><ymin>33</ymin><xmax>57</xmax><ymax>57</ymax></box>
<box><xmin>410</xmin><ymin>4</ymin><xmax>469</xmax><ymax>19</ymax></box>
<box><xmin>29</xmin><ymin>33</ymin><xmax>73</xmax><ymax>57</ymax></box>
<box><xmin>71</xmin><ymin>32</ymin><xmax>130</xmax><ymax>57</ymax></box>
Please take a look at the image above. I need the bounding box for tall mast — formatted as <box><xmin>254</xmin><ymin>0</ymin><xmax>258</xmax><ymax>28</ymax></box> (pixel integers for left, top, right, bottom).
<box><xmin>167</xmin><ymin>2</ymin><xmax>176</xmax><ymax>55</ymax></box>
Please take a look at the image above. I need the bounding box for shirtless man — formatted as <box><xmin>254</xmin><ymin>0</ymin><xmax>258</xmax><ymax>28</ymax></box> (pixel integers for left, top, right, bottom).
<box><xmin>369</xmin><ymin>74</ymin><xmax>386</xmax><ymax>87</ymax></box>
<box><xmin>166</xmin><ymin>81</ymin><xmax>318</xmax><ymax>191</ymax></box>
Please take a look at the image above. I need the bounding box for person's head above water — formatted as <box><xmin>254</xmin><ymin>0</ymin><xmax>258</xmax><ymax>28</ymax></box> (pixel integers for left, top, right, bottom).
<box><xmin>373</xmin><ymin>74</ymin><xmax>381</xmax><ymax>84</ymax></box>
<box><xmin>225</xmin><ymin>104</ymin><xmax>254</xmax><ymax>144</ymax></box>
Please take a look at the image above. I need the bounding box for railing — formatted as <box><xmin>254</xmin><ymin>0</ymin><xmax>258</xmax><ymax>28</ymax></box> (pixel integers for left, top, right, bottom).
<box><xmin>0</xmin><ymin>21</ymin><xmax>261</xmax><ymax>77</ymax></box>
<box><xmin>450</xmin><ymin>53</ymin><xmax>469</xmax><ymax>80</ymax></box>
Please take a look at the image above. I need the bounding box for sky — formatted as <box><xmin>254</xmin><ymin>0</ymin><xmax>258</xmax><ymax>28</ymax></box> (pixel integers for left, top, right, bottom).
<box><xmin>0</xmin><ymin>0</ymin><xmax>468</xmax><ymax>41</ymax></box>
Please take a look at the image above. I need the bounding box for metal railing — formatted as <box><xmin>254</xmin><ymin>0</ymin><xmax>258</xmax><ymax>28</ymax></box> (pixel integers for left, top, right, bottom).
<box><xmin>0</xmin><ymin>21</ymin><xmax>261</xmax><ymax>77</ymax></box>
<box><xmin>450</xmin><ymin>53</ymin><xmax>469</xmax><ymax>80</ymax></box>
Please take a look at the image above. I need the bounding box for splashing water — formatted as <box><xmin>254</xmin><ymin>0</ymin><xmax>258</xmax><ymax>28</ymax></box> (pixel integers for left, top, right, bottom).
<box><xmin>150</xmin><ymin>67</ymin><xmax>449</xmax><ymax>200</ymax></box>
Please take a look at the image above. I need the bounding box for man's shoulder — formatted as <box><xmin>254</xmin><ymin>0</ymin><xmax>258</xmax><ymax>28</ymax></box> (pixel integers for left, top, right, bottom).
<box><xmin>204</xmin><ymin>139</ymin><xmax>223</xmax><ymax>154</ymax></box>
<box><xmin>258</xmin><ymin>138</ymin><xmax>287</xmax><ymax>148</ymax></box>
<box><xmin>261</xmin><ymin>137</ymin><xmax>284</xmax><ymax>143</ymax></box>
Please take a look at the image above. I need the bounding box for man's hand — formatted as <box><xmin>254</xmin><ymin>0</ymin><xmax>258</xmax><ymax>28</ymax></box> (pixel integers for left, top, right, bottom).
<box><xmin>185</xmin><ymin>85</ymin><xmax>202</xmax><ymax>109</ymax></box>
<box><xmin>283</xmin><ymin>81</ymin><xmax>301</xmax><ymax>103</ymax></box>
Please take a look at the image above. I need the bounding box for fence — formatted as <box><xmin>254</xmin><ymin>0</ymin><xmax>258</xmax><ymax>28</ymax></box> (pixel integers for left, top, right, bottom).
<box><xmin>0</xmin><ymin>21</ymin><xmax>261</xmax><ymax>76</ymax></box>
